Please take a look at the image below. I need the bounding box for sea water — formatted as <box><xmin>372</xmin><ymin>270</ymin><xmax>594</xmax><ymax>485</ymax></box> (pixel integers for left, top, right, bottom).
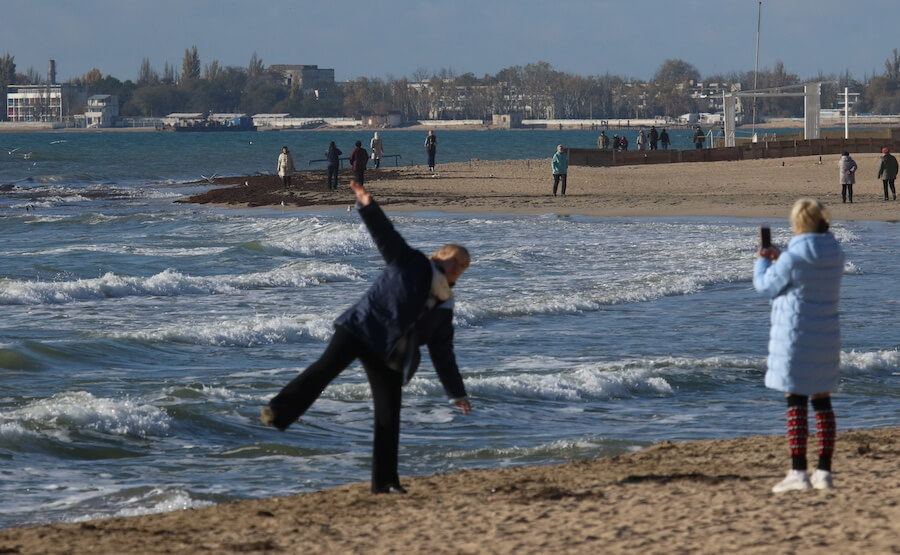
<box><xmin>0</xmin><ymin>130</ymin><xmax>897</xmax><ymax>529</ymax></box>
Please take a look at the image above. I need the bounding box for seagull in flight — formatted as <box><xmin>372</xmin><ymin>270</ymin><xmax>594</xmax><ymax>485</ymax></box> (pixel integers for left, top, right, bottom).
<box><xmin>200</xmin><ymin>173</ymin><xmax>219</xmax><ymax>183</ymax></box>
<box><xmin>4</xmin><ymin>147</ymin><xmax>20</xmax><ymax>155</ymax></box>
<box><xmin>50</xmin><ymin>140</ymin><xmax>68</xmax><ymax>145</ymax></box>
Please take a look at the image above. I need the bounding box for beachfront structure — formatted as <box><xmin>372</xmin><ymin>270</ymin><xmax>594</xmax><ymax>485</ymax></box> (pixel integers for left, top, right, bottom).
<box><xmin>492</xmin><ymin>113</ymin><xmax>523</xmax><ymax>128</ymax></box>
<box><xmin>358</xmin><ymin>111</ymin><xmax>403</xmax><ymax>128</ymax></box>
<box><xmin>84</xmin><ymin>94</ymin><xmax>119</xmax><ymax>128</ymax></box>
<box><xmin>268</xmin><ymin>65</ymin><xmax>335</xmax><ymax>93</ymax></box>
<box><xmin>409</xmin><ymin>80</ymin><xmax>551</xmax><ymax>120</ymax></box>
<box><xmin>687</xmin><ymin>81</ymin><xmax>743</xmax><ymax>114</ymax></box>
<box><xmin>722</xmin><ymin>82</ymin><xmax>829</xmax><ymax>146</ymax></box>
<box><xmin>6</xmin><ymin>85</ymin><xmax>63</xmax><ymax>122</ymax></box>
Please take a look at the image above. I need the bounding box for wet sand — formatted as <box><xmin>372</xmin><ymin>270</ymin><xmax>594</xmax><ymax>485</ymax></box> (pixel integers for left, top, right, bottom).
<box><xmin>0</xmin><ymin>427</ymin><xmax>896</xmax><ymax>554</ymax></box>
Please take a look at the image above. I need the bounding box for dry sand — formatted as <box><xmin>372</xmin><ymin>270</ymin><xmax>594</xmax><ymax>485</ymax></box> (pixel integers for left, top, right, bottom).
<box><xmin>183</xmin><ymin>153</ymin><xmax>900</xmax><ymax>221</ymax></box>
<box><xmin>3</xmin><ymin>156</ymin><xmax>896</xmax><ymax>553</ymax></box>
<box><xmin>0</xmin><ymin>428</ymin><xmax>896</xmax><ymax>554</ymax></box>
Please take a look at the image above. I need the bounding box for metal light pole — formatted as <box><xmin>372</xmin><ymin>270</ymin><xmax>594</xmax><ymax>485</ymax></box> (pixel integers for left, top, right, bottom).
<box><xmin>752</xmin><ymin>1</ymin><xmax>761</xmax><ymax>137</ymax></box>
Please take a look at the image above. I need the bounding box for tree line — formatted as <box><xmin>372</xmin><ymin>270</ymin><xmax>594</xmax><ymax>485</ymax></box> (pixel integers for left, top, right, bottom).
<box><xmin>2</xmin><ymin>47</ymin><xmax>900</xmax><ymax>122</ymax></box>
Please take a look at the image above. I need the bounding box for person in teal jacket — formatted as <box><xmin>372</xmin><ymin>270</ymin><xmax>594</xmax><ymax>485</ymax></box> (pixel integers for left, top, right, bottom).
<box><xmin>753</xmin><ymin>198</ymin><xmax>844</xmax><ymax>493</ymax></box>
<box><xmin>551</xmin><ymin>144</ymin><xmax>568</xmax><ymax>196</ymax></box>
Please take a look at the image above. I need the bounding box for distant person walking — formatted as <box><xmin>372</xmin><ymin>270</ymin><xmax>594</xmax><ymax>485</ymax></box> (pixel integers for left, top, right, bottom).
<box><xmin>551</xmin><ymin>144</ymin><xmax>568</xmax><ymax>197</ymax></box>
<box><xmin>612</xmin><ymin>134</ymin><xmax>620</xmax><ymax>151</ymax></box>
<box><xmin>692</xmin><ymin>125</ymin><xmax>705</xmax><ymax>149</ymax></box>
<box><xmin>877</xmin><ymin>147</ymin><xmax>897</xmax><ymax>201</ymax></box>
<box><xmin>326</xmin><ymin>141</ymin><xmax>342</xmax><ymax>191</ymax></box>
<box><xmin>636</xmin><ymin>130</ymin><xmax>647</xmax><ymax>151</ymax></box>
<box><xmin>660</xmin><ymin>128</ymin><xmax>671</xmax><ymax>150</ymax></box>
<box><xmin>598</xmin><ymin>131</ymin><xmax>610</xmax><ymax>150</ymax></box>
<box><xmin>754</xmin><ymin>199</ymin><xmax>844</xmax><ymax>493</ymax></box>
<box><xmin>619</xmin><ymin>135</ymin><xmax>629</xmax><ymax>151</ymax></box>
<box><xmin>424</xmin><ymin>130</ymin><xmax>437</xmax><ymax>172</ymax></box>
<box><xmin>277</xmin><ymin>146</ymin><xmax>296</xmax><ymax>189</ymax></box>
<box><xmin>350</xmin><ymin>140</ymin><xmax>369</xmax><ymax>186</ymax></box>
<box><xmin>839</xmin><ymin>151</ymin><xmax>857</xmax><ymax>203</ymax></box>
<box><xmin>370</xmin><ymin>132</ymin><xmax>384</xmax><ymax>169</ymax></box>
<box><xmin>648</xmin><ymin>126</ymin><xmax>659</xmax><ymax>150</ymax></box>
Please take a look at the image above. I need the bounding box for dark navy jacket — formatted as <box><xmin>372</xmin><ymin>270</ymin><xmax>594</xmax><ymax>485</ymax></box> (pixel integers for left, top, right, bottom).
<box><xmin>334</xmin><ymin>201</ymin><xmax>467</xmax><ymax>399</ymax></box>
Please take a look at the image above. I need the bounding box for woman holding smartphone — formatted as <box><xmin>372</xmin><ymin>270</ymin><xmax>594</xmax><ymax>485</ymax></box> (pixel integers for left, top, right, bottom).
<box><xmin>753</xmin><ymin>199</ymin><xmax>844</xmax><ymax>492</ymax></box>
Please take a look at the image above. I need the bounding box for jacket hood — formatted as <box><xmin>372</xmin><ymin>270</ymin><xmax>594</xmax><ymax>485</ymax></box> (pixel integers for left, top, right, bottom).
<box><xmin>787</xmin><ymin>233</ymin><xmax>841</xmax><ymax>264</ymax></box>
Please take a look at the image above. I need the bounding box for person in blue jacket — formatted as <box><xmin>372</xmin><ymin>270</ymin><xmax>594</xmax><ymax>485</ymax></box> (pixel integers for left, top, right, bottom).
<box><xmin>261</xmin><ymin>179</ymin><xmax>472</xmax><ymax>494</ymax></box>
<box><xmin>753</xmin><ymin>198</ymin><xmax>844</xmax><ymax>493</ymax></box>
<box><xmin>551</xmin><ymin>144</ymin><xmax>568</xmax><ymax>196</ymax></box>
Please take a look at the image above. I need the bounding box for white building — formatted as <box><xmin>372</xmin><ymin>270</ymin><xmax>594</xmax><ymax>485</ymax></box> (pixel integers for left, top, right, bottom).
<box><xmin>84</xmin><ymin>94</ymin><xmax>118</xmax><ymax>128</ymax></box>
<box><xmin>6</xmin><ymin>85</ymin><xmax>63</xmax><ymax>122</ymax></box>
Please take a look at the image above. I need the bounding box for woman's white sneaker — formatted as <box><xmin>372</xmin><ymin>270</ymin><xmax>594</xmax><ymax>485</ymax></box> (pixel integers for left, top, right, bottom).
<box><xmin>772</xmin><ymin>470</ymin><xmax>812</xmax><ymax>493</ymax></box>
<box><xmin>811</xmin><ymin>469</ymin><xmax>834</xmax><ymax>490</ymax></box>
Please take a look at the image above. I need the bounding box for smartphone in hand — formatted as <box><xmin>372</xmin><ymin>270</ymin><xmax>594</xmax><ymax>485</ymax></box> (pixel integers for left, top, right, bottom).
<box><xmin>759</xmin><ymin>226</ymin><xmax>772</xmax><ymax>248</ymax></box>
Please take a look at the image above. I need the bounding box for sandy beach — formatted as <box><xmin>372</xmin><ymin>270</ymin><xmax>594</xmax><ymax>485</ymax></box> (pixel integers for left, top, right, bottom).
<box><xmin>0</xmin><ymin>427</ymin><xmax>896</xmax><ymax>554</ymax></box>
<box><xmin>183</xmin><ymin>153</ymin><xmax>900</xmax><ymax>221</ymax></box>
<box><xmin>2</xmin><ymin>155</ymin><xmax>896</xmax><ymax>553</ymax></box>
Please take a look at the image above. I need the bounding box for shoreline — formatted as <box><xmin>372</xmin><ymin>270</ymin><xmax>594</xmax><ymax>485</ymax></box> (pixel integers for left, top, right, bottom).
<box><xmin>1</xmin><ymin>426</ymin><xmax>896</xmax><ymax>553</ymax></box>
<box><xmin>181</xmin><ymin>155</ymin><xmax>900</xmax><ymax>222</ymax></box>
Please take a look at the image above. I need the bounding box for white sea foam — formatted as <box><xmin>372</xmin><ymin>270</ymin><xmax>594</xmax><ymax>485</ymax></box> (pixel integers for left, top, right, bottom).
<box><xmin>841</xmin><ymin>349</ymin><xmax>900</xmax><ymax>374</ymax></box>
<box><xmin>0</xmin><ymin>261</ymin><xmax>361</xmax><ymax>305</ymax></box>
<box><xmin>454</xmin><ymin>269</ymin><xmax>745</xmax><ymax>324</ymax></box>
<box><xmin>68</xmin><ymin>488</ymin><xmax>215</xmax><ymax>523</ymax></box>
<box><xmin>1</xmin><ymin>391</ymin><xmax>171</xmax><ymax>440</ymax></box>
<box><xmin>115</xmin><ymin>313</ymin><xmax>335</xmax><ymax>347</ymax></box>
<box><xmin>259</xmin><ymin>219</ymin><xmax>371</xmax><ymax>257</ymax></box>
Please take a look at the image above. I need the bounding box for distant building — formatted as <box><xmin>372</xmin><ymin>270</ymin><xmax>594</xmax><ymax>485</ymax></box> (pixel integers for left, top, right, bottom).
<box><xmin>359</xmin><ymin>110</ymin><xmax>403</xmax><ymax>128</ymax></box>
<box><xmin>492</xmin><ymin>113</ymin><xmax>523</xmax><ymax>129</ymax></box>
<box><xmin>84</xmin><ymin>94</ymin><xmax>118</xmax><ymax>128</ymax></box>
<box><xmin>268</xmin><ymin>64</ymin><xmax>335</xmax><ymax>93</ymax></box>
<box><xmin>6</xmin><ymin>85</ymin><xmax>63</xmax><ymax>122</ymax></box>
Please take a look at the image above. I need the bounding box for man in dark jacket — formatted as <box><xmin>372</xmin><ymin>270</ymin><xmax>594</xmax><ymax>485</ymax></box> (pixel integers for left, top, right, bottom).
<box><xmin>648</xmin><ymin>126</ymin><xmax>659</xmax><ymax>150</ymax></box>
<box><xmin>262</xmin><ymin>180</ymin><xmax>472</xmax><ymax>494</ymax></box>
<box><xmin>325</xmin><ymin>141</ymin><xmax>342</xmax><ymax>190</ymax></box>
<box><xmin>350</xmin><ymin>140</ymin><xmax>369</xmax><ymax>185</ymax></box>
<box><xmin>877</xmin><ymin>146</ymin><xmax>898</xmax><ymax>200</ymax></box>
<box><xmin>693</xmin><ymin>125</ymin><xmax>705</xmax><ymax>149</ymax></box>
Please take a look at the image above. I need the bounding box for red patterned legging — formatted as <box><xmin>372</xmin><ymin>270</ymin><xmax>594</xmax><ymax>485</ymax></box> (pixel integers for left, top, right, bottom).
<box><xmin>786</xmin><ymin>394</ymin><xmax>836</xmax><ymax>472</ymax></box>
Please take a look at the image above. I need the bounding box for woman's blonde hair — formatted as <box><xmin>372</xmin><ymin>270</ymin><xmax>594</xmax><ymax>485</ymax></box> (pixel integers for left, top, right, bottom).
<box><xmin>431</xmin><ymin>244</ymin><xmax>470</xmax><ymax>267</ymax></box>
<box><xmin>790</xmin><ymin>198</ymin><xmax>830</xmax><ymax>234</ymax></box>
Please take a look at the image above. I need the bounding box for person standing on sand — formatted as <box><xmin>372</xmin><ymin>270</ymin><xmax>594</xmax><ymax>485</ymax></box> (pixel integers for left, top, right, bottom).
<box><xmin>693</xmin><ymin>125</ymin><xmax>705</xmax><ymax>149</ymax></box>
<box><xmin>261</xmin><ymin>180</ymin><xmax>473</xmax><ymax>494</ymax></box>
<box><xmin>277</xmin><ymin>146</ymin><xmax>296</xmax><ymax>189</ymax></box>
<box><xmin>636</xmin><ymin>130</ymin><xmax>646</xmax><ymax>151</ymax></box>
<box><xmin>350</xmin><ymin>140</ymin><xmax>369</xmax><ymax>186</ymax></box>
<box><xmin>648</xmin><ymin>126</ymin><xmax>659</xmax><ymax>150</ymax></box>
<box><xmin>660</xmin><ymin>128</ymin><xmax>670</xmax><ymax>150</ymax></box>
<box><xmin>326</xmin><ymin>141</ymin><xmax>342</xmax><ymax>191</ymax></box>
<box><xmin>839</xmin><ymin>152</ymin><xmax>857</xmax><ymax>203</ymax></box>
<box><xmin>598</xmin><ymin>131</ymin><xmax>610</xmax><ymax>150</ymax></box>
<box><xmin>425</xmin><ymin>130</ymin><xmax>437</xmax><ymax>172</ymax></box>
<box><xmin>551</xmin><ymin>144</ymin><xmax>568</xmax><ymax>197</ymax></box>
<box><xmin>370</xmin><ymin>132</ymin><xmax>384</xmax><ymax>169</ymax></box>
<box><xmin>754</xmin><ymin>199</ymin><xmax>844</xmax><ymax>493</ymax></box>
<box><xmin>877</xmin><ymin>147</ymin><xmax>897</xmax><ymax>201</ymax></box>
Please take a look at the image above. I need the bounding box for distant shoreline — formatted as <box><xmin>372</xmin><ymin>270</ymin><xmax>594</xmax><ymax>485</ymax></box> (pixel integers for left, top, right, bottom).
<box><xmin>181</xmin><ymin>154</ymin><xmax>900</xmax><ymax>222</ymax></box>
<box><xmin>2</xmin><ymin>119</ymin><xmax>895</xmax><ymax>134</ymax></box>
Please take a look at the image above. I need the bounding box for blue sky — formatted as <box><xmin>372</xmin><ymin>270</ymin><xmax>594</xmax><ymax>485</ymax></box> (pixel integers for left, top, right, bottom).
<box><xmin>2</xmin><ymin>1</ymin><xmax>897</xmax><ymax>83</ymax></box>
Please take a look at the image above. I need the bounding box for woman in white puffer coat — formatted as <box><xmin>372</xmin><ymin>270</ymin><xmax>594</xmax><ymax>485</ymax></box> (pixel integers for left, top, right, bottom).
<box><xmin>754</xmin><ymin>198</ymin><xmax>844</xmax><ymax>493</ymax></box>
